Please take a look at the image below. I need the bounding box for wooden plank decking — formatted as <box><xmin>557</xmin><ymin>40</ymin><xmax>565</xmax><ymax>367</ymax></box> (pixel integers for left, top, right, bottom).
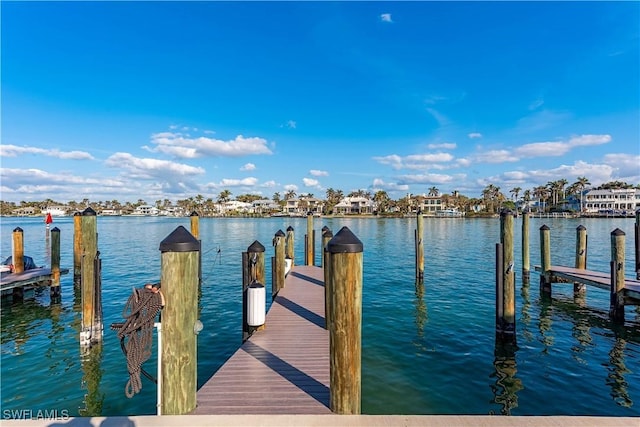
<box><xmin>534</xmin><ymin>265</ymin><xmax>640</xmax><ymax>302</ymax></box>
<box><xmin>194</xmin><ymin>265</ymin><xmax>331</xmax><ymax>415</ymax></box>
<box><xmin>0</xmin><ymin>267</ymin><xmax>70</xmax><ymax>292</ymax></box>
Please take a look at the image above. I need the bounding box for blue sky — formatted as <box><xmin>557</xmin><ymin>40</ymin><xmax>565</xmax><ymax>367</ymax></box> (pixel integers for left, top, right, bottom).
<box><xmin>1</xmin><ymin>1</ymin><xmax>639</xmax><ymax>204</ymax></box>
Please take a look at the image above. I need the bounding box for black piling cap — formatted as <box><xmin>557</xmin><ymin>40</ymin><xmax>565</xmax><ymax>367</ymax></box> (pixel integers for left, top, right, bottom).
<box><xmin>322</xmin><ymin>228</ymin><xmax>333</xmax><ymax>238</ymax></box>
<box><xmin>82</xmin><ymin>207</ymin><xmax>97</xmax><ymax>216</ymax></box>
<box><xmin>500</xmin><ymin>208</ymin><xmax>514</xmax><ymax>217</ymax></box>
<box><xmin>287</xmin><ymin>226</ymin><xmax>294</xmax><ymax>232</ymax></box>
<box><xmin>322</xmin><ymin>225</ymin><xmax>329</xmax><ymax>232</ymax></box>
<box><xmin>13</xmin><ymin>227</ymin><xmax>23</xmax><ymax>232</ymax></box>
<box><xmin>51</xmin><ymin>227</ymin><xmax>60</xmax><ymax>232</ymax></box>
<box><xmin>540</xmin><ymin>224</ymin><xmax>550</xmax><ymax>231</ymax></box>
<box><xmin>577</xmin><ymin>225</ymin><xmax>586</xmax><ymax>231</ymax></box>
<box><xmin>74</xmin><ymin>211</ymin><xmax>82</xmax><ymax>216</ymax></box>
<box><xmin>327</xmin><ymin>226</ymin><xmax>363</xmax><ymax>254</ymax></box>
<box><xmin>307</xmin><ymin>211</ymin><xmax>313</xmax><ymax>216</ymax></box>
<box><xmin>159</xmin><ymin>225</ymin><xmax>200</xmax><ymax>252</ymax></box>
<box><xmin>190</xmin><ymin>211</ymin><xmax>199</xmax><ymax>217</ymax></box>
<box><xmin>275</xmin><ymin>229</ymin><xmax>285</xmax><ymax>237</ymax></box>
<box><xmin>611</xmin><ymin>228</ymin><xmax>625</xmax><ymax>236</ymax></box>
<box><xmin>248</xmin><ymin>240</ymin><xmax>265</xmax><ymax>253</ymax></box>
<box><xmin>417</xmin><ymin>209</ymin><xmax>422</xmax><ymax>215</ymax></box>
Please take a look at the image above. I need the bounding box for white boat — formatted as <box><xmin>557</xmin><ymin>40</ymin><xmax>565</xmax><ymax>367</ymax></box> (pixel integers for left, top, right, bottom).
<box><xmin>436</xmin><ymin>208</ymin><xmax>463</xmax><ymax>218</ymax></box>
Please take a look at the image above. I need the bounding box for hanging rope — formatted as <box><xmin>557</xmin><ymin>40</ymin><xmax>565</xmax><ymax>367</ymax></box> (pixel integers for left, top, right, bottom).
<box><xmin>110</xmin><ymin>283</ymin><xmax>164</xmax><ymax>398</ymax></box>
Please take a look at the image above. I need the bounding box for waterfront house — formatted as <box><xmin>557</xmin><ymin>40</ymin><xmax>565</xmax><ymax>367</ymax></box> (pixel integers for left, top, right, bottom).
<box><xmin>417</xmin><ymin>196</ymin><xmax>443</xmax><ymax>215</ymax></box>
<box><xmin>334</xmin><ymin>197</ymin><xmax>375</xmax><ymax>215</ymax></box>
<box><xmin>284</xmin><ymin>197</ymin><xmax>325</xmax><ymax>216</ymax></box>
<box><xmin>43</xmin><ymin>205</ymin><xmax>70</xmax><ymax>216</ymax></box>
<box><xmin>584</xmin><ymin>188</ymin><xmax>640</xmax><ymax>214</ymax></box>
<box><xmin>251</xmin><ymin>199</ymin><xmax>281</xmax><ymax>215</ymax></box>
<box><xmin>130</xmin><ymin>205</ymin><xmax>159</xmax><ymax>216</ymax></box>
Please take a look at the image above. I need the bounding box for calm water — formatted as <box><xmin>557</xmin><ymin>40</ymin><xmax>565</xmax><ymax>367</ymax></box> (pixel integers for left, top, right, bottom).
<box><xmin>1</xmin><ymin>215</ymin><xmax>639</xmax><ymax>417</ymax></box>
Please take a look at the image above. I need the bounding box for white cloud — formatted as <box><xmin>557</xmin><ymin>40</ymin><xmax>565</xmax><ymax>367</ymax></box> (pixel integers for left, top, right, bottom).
<box><xmin>468</xmin><ymin>133</ymin><xmax>482</xmax><ymax>139</ymax></box>
<box><xmin>380</xmin><ymin>13</ymin><xmax>392</xmax><ymax>23</ymax></box>
<box><xmin>372</xmin><ymin>178</ymin><xmax>409</xmax><ymax>191</ymax></box>
<box><xmin>240</xmin><ymin>163</ymin><xmax>256</xmax><ymax>171</ymax></box>
<box><xmin>372</xmin><ymin>154</ymin><xmax>403</xmax><ymax>169</ymax></box>
<box><xmin>105</xmin><ymin>152</ymin><xmax>205</xmax><ymax>179</ymax></box>
<box><xmin>0</xmin><ymin>144</ymin><xmax>94</xmax><ymax>160</ymax></box>
<box><xmin>515</xmin><ymin>141</ymin><xmax>570</xmax><ymax>157</ymax></box>
<box><xmin>472</xmin><ymin>150</ymin><xmax>519</xmax><ymax>164</ymax></box>
<box><xmin>515</xmin><ymin>134</ymin><xmax>611</xmax><ymax>158</ymax></box>
<box><xmin>261</xmin><ymin>180</ymin><xmax>277</xmax><ymax>188</ymax></box>
<box><xmin>568</xmin><ymin>134</ymin><xmax>612</xmax><ymax>147</ymax></box>
<box><xmin>427</xmin><ymin>143</ymin><xmax>456</xmax><ymax>150</ymax></box>
<box><xmin>221</xmin><ymin>177</ymin><xmax>258</xmax><ymax>186</ymax></box>
<box><xmin>303</xmin><ymin>178</ymin><xmax>321</xmax><ymax>188</ymax></box>
<box><xmin>373</xmin><ymin>152</ymin><xmax>455</xmax><ymax>170</ymax></box>
<box><xmin>310</xmin><ymin>169</ymin><xmax>329</xmax><ymax>177</ymax></box>
<box><xmin>284</xmin><ymin>184</ymin><xmax>298</xmax><ymax>192</ymax></box>
<box><xmin>283</xmin><ymin>120</ymin><xmax>297</xmax><ymax>129</ymax></box>
<box><xmin>603</xmin><ymin>153</ymin><xmax>640</xmax><ymax>182</ymax></box>
<box><xmin>148</xmin><ymin>131</ymin><xmax>273</xmax><ymax>158</ymax></box>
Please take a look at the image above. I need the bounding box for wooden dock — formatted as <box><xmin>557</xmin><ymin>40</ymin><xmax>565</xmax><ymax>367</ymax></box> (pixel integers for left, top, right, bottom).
<box><xmin>193</xmin><ymin>265</ymin><xmax>331</xmax><ymax>415</ymax></box>
<box><xmin>534</xmin><ymin>265</ymin><xmax>640</xmax><ymax>303</ymax></box>
<box><xmin>0</xmin><ymin>267</ymin><xmax>69</xmax><ymax>294</ymax></box>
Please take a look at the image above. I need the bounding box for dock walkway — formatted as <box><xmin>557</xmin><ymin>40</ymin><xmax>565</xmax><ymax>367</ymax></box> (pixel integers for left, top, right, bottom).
<box><xmin>0</xmin><ymin>267</ymin><xmax>69</xmax><ymax>293</ymax></box>
<box><xmin>534</xmin><ymin>264</ymin><xmax>640</xmax><ymax>303</ymax></box>
<box><xmin>194</xmin><ymin>265</ymin><xmax>331</xmax><ymax>415</ymax></box>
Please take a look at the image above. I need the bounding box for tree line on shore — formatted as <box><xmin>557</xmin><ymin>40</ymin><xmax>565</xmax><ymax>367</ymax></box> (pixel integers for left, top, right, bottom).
<box><xmin>1</xmin><ymin>178</ymin><xmax>637</xmax><ymax>217</ymax></box>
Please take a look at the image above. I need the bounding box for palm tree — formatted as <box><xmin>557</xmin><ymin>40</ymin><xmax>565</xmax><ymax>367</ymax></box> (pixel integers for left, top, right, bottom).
<box><xmin>428</xmin><ymin>186</ymin><xmax>439</xmax><ymax>197</ymax></box>
<box><xmin>572</xmin><ymin>176</ymin><xmax>591</xmax><ymax>212</ymax></box>
<box><xmin>217</xmin><ymin>190</ymin><xmax>232</xmax><ymax>204</ymax></box>
<box><xmin>533</xmin><ymin>185</ymin><xmax>549</xmax><ymax>212</ymax></box>
<box><xmin>284</xmin><ymin>189</ymin><xmax>296</xmax><ymax>200</ymax></box>
<box><xmin>373</xmin><ymin>190</ymin><xmax>391</xmax><ymax>214</ymax></box>
<box><xmin>509</xmin><ymin>187</ymin><xmax>522</xmax><ymax>212</ymax></box>
<box><xmin>481</xmin><ymin>184</ymin><xmax>502</xmax><ymax>213</ymax></box>
<box><xmin>522</xmin><ymin>189</ymin><xmax>531</xmax><ymax>211</ymax></box>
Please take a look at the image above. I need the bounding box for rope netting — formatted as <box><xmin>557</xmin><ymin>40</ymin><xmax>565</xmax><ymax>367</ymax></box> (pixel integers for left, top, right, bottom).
<box><xmin>111</xmin><ymin>284</ymin><xmax>164</xmax><ymax>398</ymax></box>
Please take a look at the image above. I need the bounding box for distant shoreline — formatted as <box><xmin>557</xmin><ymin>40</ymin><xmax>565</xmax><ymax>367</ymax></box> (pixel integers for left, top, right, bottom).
<box><xmin>0</xmin><ymin>212</ymin><xmax>636</xmax><ymax>219</ymax></box>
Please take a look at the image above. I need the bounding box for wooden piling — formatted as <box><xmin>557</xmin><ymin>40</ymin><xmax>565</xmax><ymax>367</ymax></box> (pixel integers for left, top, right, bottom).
<box><xmin>415</xmin><ymin>210</ymin><xmax>424</xmax><ymax>281</ymax></box>
<box><xmin>272</xmin><ymin>230</ymin><xmax>286</xmax><ymax>299</ymax></box>
<box><xmin>50</xmin><ymin>227</ymin><xmax>61</xmax><ymax>301</ymax></box>
<box><xmin>10</xmin><ymin>227</ymin><xmax>25</xmax><ymax>300</ymax></box>
<box><xmin>12</xmin><ymin>227</ymin><xmax>24</xmax><ymax>274</ymax></box>
<box><xmin>499</xmin><ymin>210</ymin><xmax>516</xmax><ymax>344</ymax></box>
<box><xmin>327</xmin><ymin>226</ymin><xmax>363</xmax><ymax>415</ymax></box>
<box><xmin>73</xmin><ymin>212</ymin><xmax>82</xmax><ymax>286</ymax></box>
<box><xmin>609</xmin><ymin>228</ymin><xmax>625</xmax><ymax>322</ymax></box>
<box><xmin>321</xmin><ymin>226</ymin><xmax>329</xmax><ymax>268</ymax></box>
<box><xmin>285</xmin><ymin>226</ymin><xmax>295</xmax><ymax>266</ymax></box>
<box><xmin>190</xmin><ymin>211</ymin><xmax>199</xmax><ymax>239</ymax></box>
<box><xmin>495</xmin><ymin>242</ymin><xmax>504</xmax><ymax>338</ymax></box>
<box><xmin>189</xmin><ymin>211</ymin><xmax>202</xmax><ymax>285</ymax></box>
<box><xmin>521</xmin><ymin>211</ymin><xmax>530</xmax><ymax>283</ymax></box>
<box><xmin>243</xmin><ymin>240</ymin><xmax>266</xmax><ymax>341</ymax></box>
<box><xmin>635</xmin><ymin>209</ymin><xmax>640</xmax><ymax>280</ymax></box>
<box><xmin>574</xmin><ymin>225</ymin><xmax>587</xmax><ymax>295</ymax></box>
<box><xmin>306</xmin><ymin>212</ymin><xmax>314</xmax><ymax>266</ymax></box>
<box><xmin>80</xmin><ymin>207</ymin><xmax>102</xmax><ymax>346</ymax></box>
<box><xmin>323</xmin><ymin>228</ymin><xmax>333</xmax><ymax>330</ymax></box>
<box><xmin>159</xmin><ymin>226</ymin><xmax>200</xmax><ymax>415</ymax></box>
<box><xmin>539</xmin><ymin>225</ymin><xmax>551</xmax><ymax>296</ymax></box>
